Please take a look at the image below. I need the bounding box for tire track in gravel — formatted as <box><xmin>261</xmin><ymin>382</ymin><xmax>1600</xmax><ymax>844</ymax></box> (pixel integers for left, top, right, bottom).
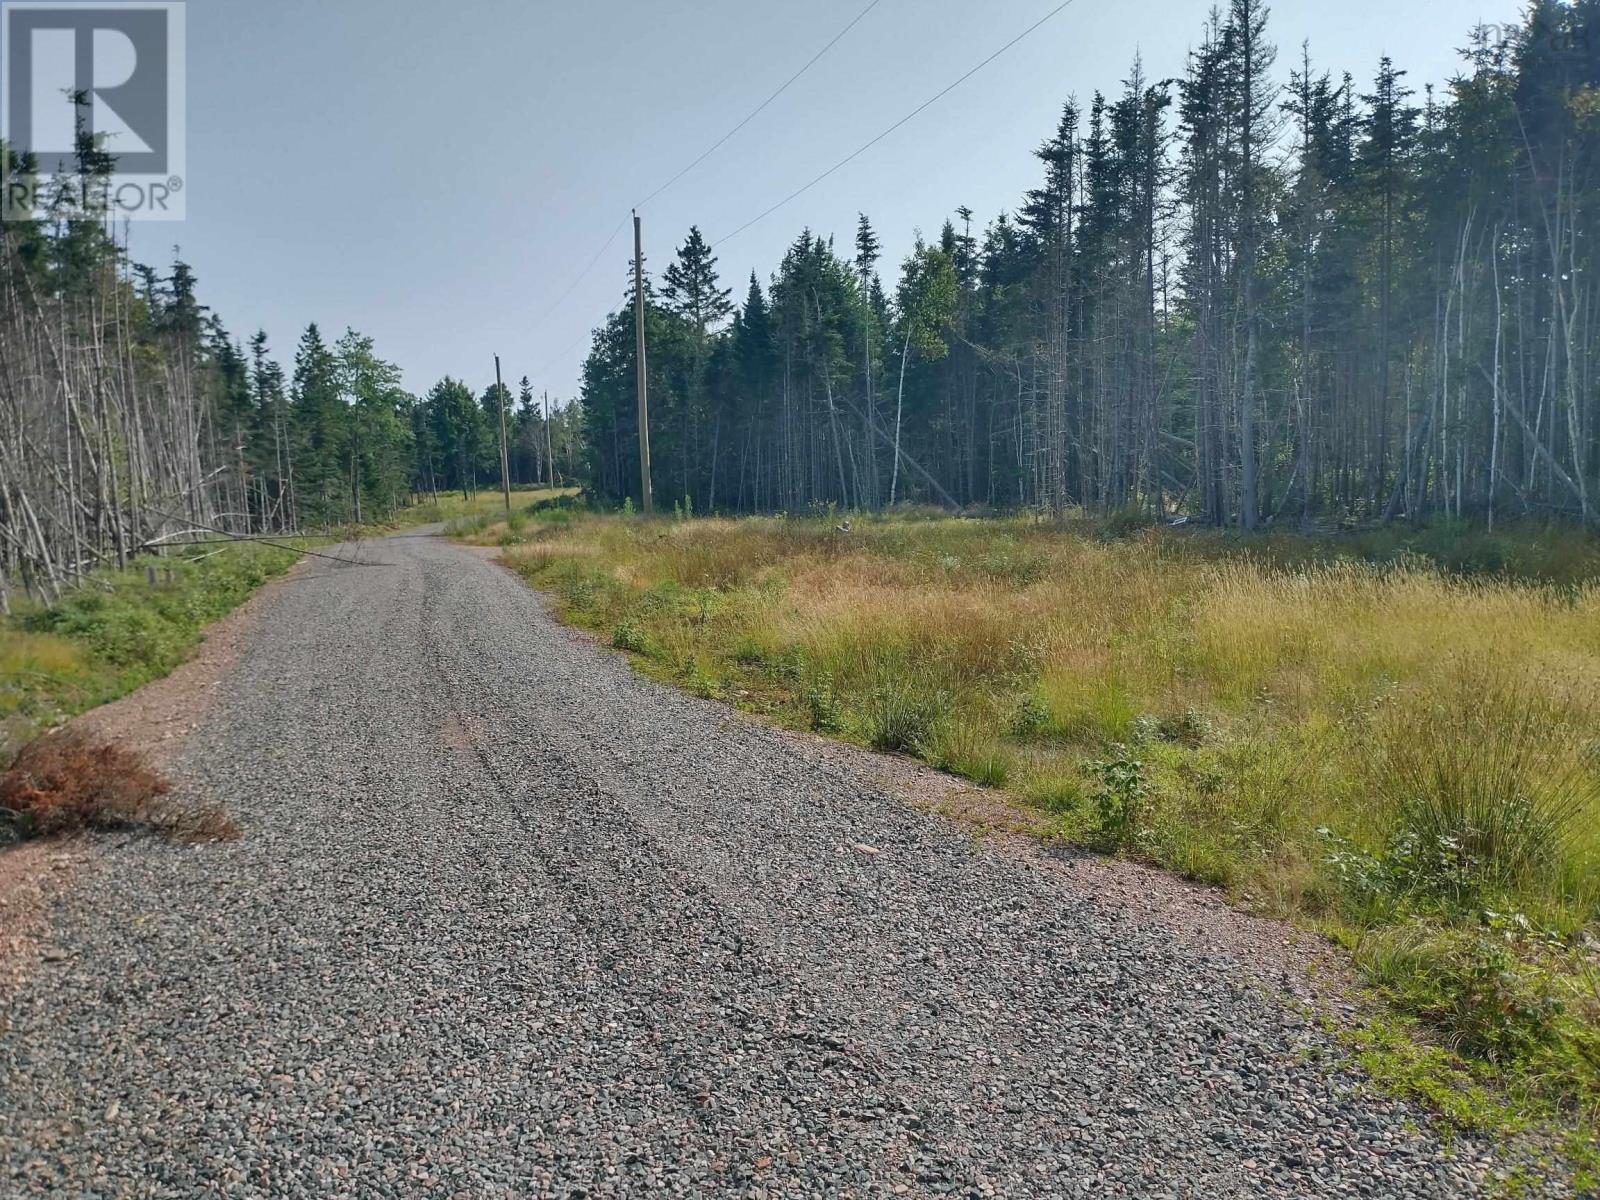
<box><xmin>417</xmin><ymin>559</ymin><xmax>950</xmax><ymax>1191</ymax></box>
<box><xmin>0</xmin><ymin>529</ymin><xmax>1557</xmax><ymax>1198</ymax></box>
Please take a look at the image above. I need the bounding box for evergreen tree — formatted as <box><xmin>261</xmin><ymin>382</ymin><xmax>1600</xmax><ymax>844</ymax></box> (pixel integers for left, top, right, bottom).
<box><xmin>560</xmin><ymin>1</ymin><xmax>1600</xmax><ymax>529</ymax></box>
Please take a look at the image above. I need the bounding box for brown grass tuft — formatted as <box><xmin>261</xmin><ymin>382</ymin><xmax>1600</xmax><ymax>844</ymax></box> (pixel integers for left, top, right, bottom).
<box><xmin>0</xmin><ymin>732</ymin><xmax>238</xmax><ymax>843</ymax></box>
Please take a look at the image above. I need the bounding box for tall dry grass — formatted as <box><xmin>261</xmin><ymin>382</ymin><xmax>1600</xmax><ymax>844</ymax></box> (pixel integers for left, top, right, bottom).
<box><xmin>495</xmin><ymin>510</ymin><xmax>1600</xmax><ymax>1125</ymax></box>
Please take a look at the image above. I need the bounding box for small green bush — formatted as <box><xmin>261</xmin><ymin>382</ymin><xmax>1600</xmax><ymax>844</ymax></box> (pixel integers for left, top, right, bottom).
<box><xmin>611</xmin><ymin>619</ymin><xmax>653</xmax><ymax>655</ymax></box>
<box><xmin>1009</xmin><ymin>694</ymin><xmax>1052</xmax><ymax>738</ymax></box>
<box><xmin>1448</xmin><ymin>938</ymin><xmax>1565</xmax><ymax>1062</ymax></box>
<box><xmin>805</xmin><ymin>678</ymin><xmax>844</xmax><ymax>733</ymax></box>
<box><xmin>1160</xmin><ymin>705</ymin><xmax>1214</xmax><ymax>747</ymax></box>
<box><xmin>1087</xmin><ymin>746</ymin><xmax>1150</xmax><ymax>850</ymax></box>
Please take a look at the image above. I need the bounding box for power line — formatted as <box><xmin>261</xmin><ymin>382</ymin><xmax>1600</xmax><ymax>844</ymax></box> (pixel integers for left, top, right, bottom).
<box><xmin>713</xmin><ymin>0</ymin><xmax>1084</xmax><ymax>247</ymax></box>
<box><xmin>532</xmin><ymin>211</ymin><xmax>629</xmax><ymax>328</ymax></box>
<box><xmin>524</xmin><ymin>0</ymin><xmax>886</xmax><ymax>343</ymax></box>
<box><xmin>633</xmin><ymin>0</ymin><xmax>887</xmax><ymax>211</ymax></box>
<box><xmin>535</xmin><ymin>0</ymin><xmax>1084</xmax><ymax>391</ymax></box>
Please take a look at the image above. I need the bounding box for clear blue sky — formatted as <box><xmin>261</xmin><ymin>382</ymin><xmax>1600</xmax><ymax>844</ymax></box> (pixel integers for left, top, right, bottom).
<box><xmin>141</xmin><ymin>0</ymin><xmax>1524</xmax><ymax>405</ymax></box>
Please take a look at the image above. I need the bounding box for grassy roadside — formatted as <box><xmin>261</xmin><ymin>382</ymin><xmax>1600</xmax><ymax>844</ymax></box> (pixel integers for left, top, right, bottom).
<box><xmin>463</xmin><ymin>502</ymin><xmax>1600</xmax><ymax>1180</ymax></box>
<box><xmin>0</xmin><ymin>543</ymin><xmax>301</xmax><ymax>765</ymax></box>
<box><xmin>0</xmin><ymin>490</ymin><xmax>574</xmax><ymax>766</ymax></box>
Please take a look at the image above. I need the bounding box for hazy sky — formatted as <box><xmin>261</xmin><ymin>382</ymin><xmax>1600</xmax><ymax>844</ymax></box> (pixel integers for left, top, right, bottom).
<box><xmin>137</xmin><ymin>0</ymin><xmax>1523</xmax><ymax>404</ymax></box>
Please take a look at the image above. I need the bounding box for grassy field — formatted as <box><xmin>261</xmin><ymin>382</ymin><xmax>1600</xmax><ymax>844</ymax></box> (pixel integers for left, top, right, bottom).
<box><xmin>464</xmin><ymin>502</ymin><xmax>1600</xmax><ymax>1161</ymax></box>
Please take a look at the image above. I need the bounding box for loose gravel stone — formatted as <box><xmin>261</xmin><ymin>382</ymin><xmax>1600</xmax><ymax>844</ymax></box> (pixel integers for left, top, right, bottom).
<box><xmin>0</xmin><ymin>530</ymin><xmax>1562</xmax><ymax>1197</ymax></box>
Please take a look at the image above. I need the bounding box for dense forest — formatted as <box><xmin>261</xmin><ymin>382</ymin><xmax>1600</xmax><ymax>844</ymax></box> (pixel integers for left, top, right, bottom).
<box><xmin>5</xmin><ymin>0</ymin><xmax>1596</xmax><ymax>608</ymax></box>
<box><xmin>0</xmin><ymin>138</ymin><xmax>575</xmax><ymax>605</ymax></box>
<box><xmin>580</xmin><ymin>0</ymin><xmax>1600</xmax><ymax>527</ymax></box>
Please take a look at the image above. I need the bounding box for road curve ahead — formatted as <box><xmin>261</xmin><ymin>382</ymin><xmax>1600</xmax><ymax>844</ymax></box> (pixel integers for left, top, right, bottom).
<box><xmin>1</xmin><ymin>531</ymin><xmax>1515</xmax><ymax>1198</ymax></box>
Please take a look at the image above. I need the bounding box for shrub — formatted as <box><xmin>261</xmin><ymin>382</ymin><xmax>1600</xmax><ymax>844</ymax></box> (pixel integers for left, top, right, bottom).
<box><xmin>1009</xmin><ymin>694</ymin><xmax>1052</xmax><ymax>738</ymax></box>
<box><xmin>1160</xmin><ymin>705</ymin><xmax>1215</xmax><ymax>748</ymax></box>
<box><xmin>611</xmin><ymin>619</ymin><xmax>653</xmax><ymax>655</ymax></box>
<box><xmin>1087</xmin><ymin>746</ymin><xmax>1150</xmax><ymax>850</ymax></box>
<box><xmin>1448</xmin><ymin>938</ymin><xmax>1566</xmax><ymax>1062</ymax></box>
<box><xmin>1360</xmin><ymin>924</ymin><xmax>1567</xmax><ymax>1065</ymax></box>
<box><xmin>805</xmin><ymin>677</ymin><xmax>844</xmax><ymax>733</ymax></box>
<box><xmin>0</xmin><ymin>732</ymin><xmax>236</xmax><ymax>842</ymax></box>
<box><xmin>1129</xmin><ymin>713</ymin><xmax>1164</xmax><ymax>744</ymax></box>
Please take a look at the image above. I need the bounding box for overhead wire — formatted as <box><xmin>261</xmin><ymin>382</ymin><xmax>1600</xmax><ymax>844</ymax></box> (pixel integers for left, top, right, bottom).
<box><xmin>712</xmin><ymin>0</ymin><xmax>1084</xmax><ymax>246</ymax></box>
<box><xmin>632</xmin><ymin>0</ymin><xmax>887</xmax><ymax>212</ymax></box>
<box><xmin>529</xmin><ymin>212</ymin><xmax>630</xmax><ymax>329</ymax></box>
<box><xmin>524</xmin><ymin>0</ymin><xmax>887</xmax><ymax>353</ymax></box>
<box><xmin>534</xmin><ymin>0</ymin><xmax>1086</xmax><ymax>390</ymax></box>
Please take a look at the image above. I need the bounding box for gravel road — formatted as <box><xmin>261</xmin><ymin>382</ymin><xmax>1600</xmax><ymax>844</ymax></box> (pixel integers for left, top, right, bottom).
<box><xmin>0</xmin><ymin>531</ymin><xmax>1534</xmax><ymax>1198</ymax></box>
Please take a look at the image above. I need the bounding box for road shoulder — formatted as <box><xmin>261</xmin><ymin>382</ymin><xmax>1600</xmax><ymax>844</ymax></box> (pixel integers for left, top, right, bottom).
<box><xmin>0</xmin><ymin>559</ymin><xmax>304</xmax><ymax>998</ymax></box>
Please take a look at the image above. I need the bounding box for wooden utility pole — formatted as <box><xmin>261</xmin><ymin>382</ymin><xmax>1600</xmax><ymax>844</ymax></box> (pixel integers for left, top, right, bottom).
<box><xmin>633</xmin><ymin>209</ymin><xmax>653</xmax><ymax>514</ymax></box>
<box><xmin>494</xmin><ymin>354</ymin><xmax>511</xmax><ymax>514</ymax></box>
<box><xmin>543</xmin><ymin>390</ymin><xmax>555</xmax><ymax>486</ymax></box>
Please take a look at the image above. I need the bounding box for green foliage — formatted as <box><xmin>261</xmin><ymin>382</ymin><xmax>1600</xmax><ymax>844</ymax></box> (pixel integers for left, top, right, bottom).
<box><xmin>1160</xmin><ymin>706</ymin><xmax>1214</xmax><ymax>748</ymax></box>
<box><xmin>23</xmin><ymin>546</ymin><xmax>291</xmax><ymax>672</ymax></box>
<box><xmin>610</xmin><ymin>618</ymin><xmax>653</xmax><ymax>655</ymax></box>
<box><xmin>804</xmin><ymin>676</ymin><xmax>844</xmax><ymax>734</ymax></box>
<box><xmin>1009</xmin><ymin>694</ymin><xmax>1053</xmax><ymax>738</ymax></box>
<box><xmin>1087</xmin><ymin>747</ymin><xmax>1151</xmax><ymax>849</ymax></box>
<box><xmin>895</xmin><ymin>241</ymin><xmax>958</xmax><ymax>361</ymax></box>
<box><xmin>1</xmin><ymin>545</ymin><xmax>297</xmax><ymax>761</ymax></box>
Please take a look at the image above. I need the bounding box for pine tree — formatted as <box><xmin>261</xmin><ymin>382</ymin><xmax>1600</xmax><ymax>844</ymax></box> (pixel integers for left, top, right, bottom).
<box><xmin>291</xmin><ymin>323</ymin><xmax>345</xmax><ymax>522</ymax></box>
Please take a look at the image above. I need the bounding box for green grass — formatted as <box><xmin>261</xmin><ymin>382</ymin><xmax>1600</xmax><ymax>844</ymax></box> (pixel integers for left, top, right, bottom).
<box><xmin>440</xmin><ymin>488</ymin><xmax>582</xmax><ymax>542</ymax></box>
<box><xmin>1</xmin><ymin>542</ymin><xmax>303</xmax><ymax>762</ymax></box>
<box><xmin>474</xmin><ymin>505</ymin><xmax>1600</xmax><ymax>1167</ymax></box>
<box><xmin>402</xmin><ymin>486</ymin><xmax>578</xmax><ymax>536</ymax></box>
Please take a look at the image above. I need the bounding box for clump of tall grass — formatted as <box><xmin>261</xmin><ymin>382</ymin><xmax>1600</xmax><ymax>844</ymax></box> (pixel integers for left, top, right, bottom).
<box><xmin>923</xmin><ymin>714</ymin><xmax>1011</xmax><ymax>786</ymax></box>
<box><xmin>1372</xmin><ymin>675</ymin><xmax>1593</xmax><ymax>903</ymax></box>
<box><xmin>859</xmin><ymin>675</ymin><xmax>946</xmax><ymax>754</ymax></box>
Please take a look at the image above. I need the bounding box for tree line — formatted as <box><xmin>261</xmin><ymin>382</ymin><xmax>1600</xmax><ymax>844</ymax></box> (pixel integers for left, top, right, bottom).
<box><xmin>0</xmin><ymin>128</ymin><xmax>575</xmax><ymax>606</ymax></box>
<box><xmin>578</xmin><ymin>0</ymin><xmax>1600</xmax><ymax>527</ymax></box>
